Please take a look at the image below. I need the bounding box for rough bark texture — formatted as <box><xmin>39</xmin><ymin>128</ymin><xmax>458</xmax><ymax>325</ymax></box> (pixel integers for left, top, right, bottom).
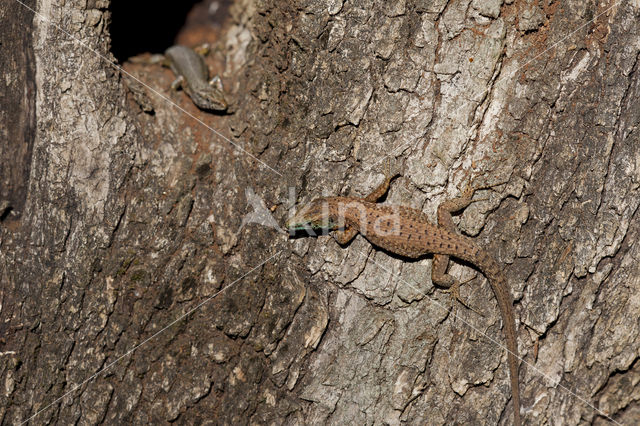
<box><xmin>1</xmin><ymin>0</ymin><xmax>640</xmax><ymax>424</ymax></box>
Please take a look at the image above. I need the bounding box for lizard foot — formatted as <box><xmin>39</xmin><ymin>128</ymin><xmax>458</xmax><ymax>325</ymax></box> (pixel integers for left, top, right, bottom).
<box><xmin>444</xmin><ymin>276</ymin><xmax>485</xmax><ymax>319</ymax></box>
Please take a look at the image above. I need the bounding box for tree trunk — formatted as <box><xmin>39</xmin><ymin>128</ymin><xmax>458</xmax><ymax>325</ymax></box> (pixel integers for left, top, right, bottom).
<box><xmin>2</xmin><ymin>0</ymin><xmax>639</xmax><ymax>424</ymax></box>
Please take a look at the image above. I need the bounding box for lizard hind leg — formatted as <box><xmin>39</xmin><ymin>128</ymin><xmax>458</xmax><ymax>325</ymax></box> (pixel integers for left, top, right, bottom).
<box><xmin>433</xmin><ymin>176</ymin><xmax>505</xmax><ymax>317</ymax></box>
<box><xmin>437</xmin><ymin>173</ymin><xmax>509</xmax><ymax>236</ymax></box>
<box><xmin>432</xmin><ymin>255</ymin><xmax>484</xmax><ymax>317</ymax></box>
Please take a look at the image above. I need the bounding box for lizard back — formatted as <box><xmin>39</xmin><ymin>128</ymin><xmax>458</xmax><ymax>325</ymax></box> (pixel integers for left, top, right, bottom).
<box><xmin>328</xmin><ymin>197</ymin><xmax>480</xmax><ymax>260</ymax></box>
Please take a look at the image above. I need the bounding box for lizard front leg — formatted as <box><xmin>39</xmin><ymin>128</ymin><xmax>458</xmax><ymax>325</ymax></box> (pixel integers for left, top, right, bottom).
<box><xmin>170</xmin><ymin>75</ymin><xmax>185</xmax><ymax>91</ymax></box>
<box><xmin>333</xmin><ymin>165</ymin><xmax>397</xmax><ymax>244</ymax></box>
<box><xmin>365</xmin><ymin>161</ymin><xmax>400</xmax><ymax>203</ymax></box>
<box><xmin>333</xmin><ymin>226</ymin><xmax>358</xmax><ymax>245</ymax></box>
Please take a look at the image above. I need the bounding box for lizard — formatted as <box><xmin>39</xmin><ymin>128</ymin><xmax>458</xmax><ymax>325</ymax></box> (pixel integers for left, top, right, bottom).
<box><xmin>159</xmin><ymin>45</ymin><xmax>228</xmax><ymax>112</ymax></box>
<box><xmin>285</xmin><ymin>172</ymin><xmax>521</xmax><ymax>426</ymax></box>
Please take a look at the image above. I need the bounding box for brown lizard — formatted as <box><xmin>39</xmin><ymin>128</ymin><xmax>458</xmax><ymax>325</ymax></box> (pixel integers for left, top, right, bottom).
<box><xmin>285</xmin><ymin>173</ymin><xmax>521</xmax><ymax>426</ymax></box>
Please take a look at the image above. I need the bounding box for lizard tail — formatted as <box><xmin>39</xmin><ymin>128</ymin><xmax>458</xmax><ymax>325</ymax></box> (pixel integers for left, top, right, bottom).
<box><xmin>475</xmin><ymin>250</ymin><xmax>521</xmax><ymax>426</ymax></box>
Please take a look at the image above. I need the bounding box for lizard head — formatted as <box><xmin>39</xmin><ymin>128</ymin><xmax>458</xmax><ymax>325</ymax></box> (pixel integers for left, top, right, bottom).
<box><xmin>285</xmin><ymin>198</ymin><xmax>339</xmax><ymax>234</ymax></box>
<box><xmin>191</xmin><ymin>86</ymin><xmax>228</xmax><ymax>111</ymax></box>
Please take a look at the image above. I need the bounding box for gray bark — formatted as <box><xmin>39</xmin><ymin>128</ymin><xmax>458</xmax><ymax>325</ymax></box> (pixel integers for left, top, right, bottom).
<box><xmin>1</xmin><ymin>0</ymin><xmax>639</xmax><ymax>424</ymax></box>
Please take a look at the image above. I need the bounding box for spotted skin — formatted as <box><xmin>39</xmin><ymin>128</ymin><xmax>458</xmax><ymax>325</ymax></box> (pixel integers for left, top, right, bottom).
<box><xmin>286</xmin><ymin>175</ymin><xmax>521</xmax><ymax>426</ymax></box>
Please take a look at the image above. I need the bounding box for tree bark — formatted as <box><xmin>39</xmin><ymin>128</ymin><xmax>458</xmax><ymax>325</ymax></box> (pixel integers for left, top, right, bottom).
<box><xmin>1</xmin><ymin>0</ymin><xmax>639</xmax><ymax>424</ymax></box>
